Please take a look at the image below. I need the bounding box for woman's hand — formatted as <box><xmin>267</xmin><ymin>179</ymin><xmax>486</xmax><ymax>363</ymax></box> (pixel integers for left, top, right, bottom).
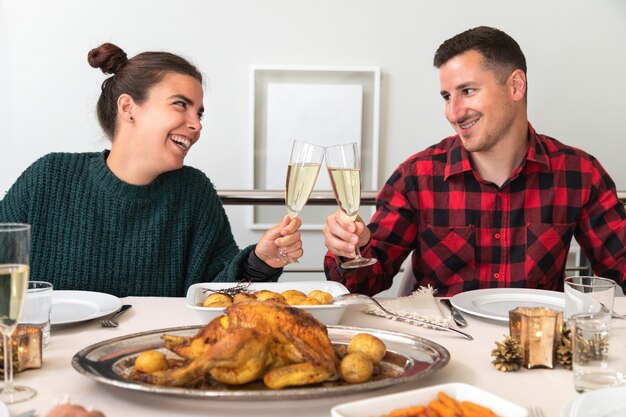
<box><xmin>255</xmin><ymin>215</ymin><xmax>303</xmax><ymax>267</ymax></box>
<box><xmin>322</xmin><ymin>209</ymin><xmax>370</xmax><ymax>258</ymax></box>
<box><xmin>45</xmin><ymin>405</ymin><xmax>106</xmax><ymax>417</ymax></box>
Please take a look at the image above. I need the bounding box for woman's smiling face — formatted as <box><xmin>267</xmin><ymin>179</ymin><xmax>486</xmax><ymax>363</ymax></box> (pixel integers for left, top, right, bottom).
<box><xmin>131</xmin><ymin>72</ymin><xmax>204</xmax><ymax>173</ymax></box>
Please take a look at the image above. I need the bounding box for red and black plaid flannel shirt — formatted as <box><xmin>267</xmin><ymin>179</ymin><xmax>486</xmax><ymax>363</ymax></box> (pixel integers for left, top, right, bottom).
<box><xmin>324</xmin><ymin>124</ymin><xmax>626</xmax><ymax>296</ymax></box>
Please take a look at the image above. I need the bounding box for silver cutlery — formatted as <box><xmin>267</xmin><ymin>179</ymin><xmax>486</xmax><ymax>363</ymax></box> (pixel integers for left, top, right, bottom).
<box><xmin>612</xmin><ymin>311</ymin><xmax>626</xmax><ymax>320</ymax></box>
<box><xmin>331</xmin><ymin>293</ymin><xmax>473</xmax><ymax>340</ymax></box>
<box><xmin>100</xmin><ymin>304</ymin><xmax>133</xmax><ymax>327</ymax></box>
<box><xmin>440</xmin><ymin>298</ymin><xmax>468</xmax><ymax>327</ymax></box>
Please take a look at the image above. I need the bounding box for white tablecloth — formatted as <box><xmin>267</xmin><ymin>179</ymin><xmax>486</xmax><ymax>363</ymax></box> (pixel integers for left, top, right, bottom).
<box><xmin>9</xmin><ymin>296</ymin><xmax>626</xmax><ymax>417</ymax></box>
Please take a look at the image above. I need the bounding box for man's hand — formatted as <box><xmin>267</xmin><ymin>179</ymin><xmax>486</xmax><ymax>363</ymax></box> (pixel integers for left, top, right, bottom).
<box><xmin>323</xmin><ymin>209</ymin><xmax>370</xmax><ymax>258</ymax></box>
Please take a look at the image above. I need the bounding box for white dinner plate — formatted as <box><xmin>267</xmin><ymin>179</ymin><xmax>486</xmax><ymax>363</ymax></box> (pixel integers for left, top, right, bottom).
<box><xmin>331</xmin><ymin>382</ymin><xmax>527</xmax><ymax>417</ymax></box>
<box><xmin>451</xmin><ymin>288</ymin><xmax>565</xmax><ymax>322</ymax></box>
<box><xmin>51</xmin><ymin>290</ymin><xmax>122</xmax><ymax>325</ymax></box>
<box><xmin>561</xmin><ymin>386</ymin><xmax>626</xmax><ymax>417</ymax></box>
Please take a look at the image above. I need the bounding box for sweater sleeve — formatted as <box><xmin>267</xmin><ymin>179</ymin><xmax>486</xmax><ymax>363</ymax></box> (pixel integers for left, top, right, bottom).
<box><xmin>183</xmin><ymin>173</ymin><xmax>281</xmax><ymax>290</ymax></box>
<box><xmin>0</xmin><ymin>158</ymin><xmax>42</xmax><ymax>223</ymax></box>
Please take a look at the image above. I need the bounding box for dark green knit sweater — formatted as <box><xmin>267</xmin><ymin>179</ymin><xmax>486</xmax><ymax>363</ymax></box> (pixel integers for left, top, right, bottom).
<box><xmin>0</xmin><ymin>151</ymin><xmax>280</xmax><ymax>296</ymax></box>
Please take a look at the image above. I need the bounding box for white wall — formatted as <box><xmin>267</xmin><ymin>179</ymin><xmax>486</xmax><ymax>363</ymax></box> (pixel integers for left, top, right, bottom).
<box><xmin>2</xmin><ymin>0</ymin><xmax>625</xmax><ymax>273</ymax></box>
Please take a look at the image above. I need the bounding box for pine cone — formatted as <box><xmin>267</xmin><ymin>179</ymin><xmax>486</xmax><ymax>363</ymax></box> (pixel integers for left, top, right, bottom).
<box><xmin>491</xmin><ymin>336</ymin><xmax>523</xmax><ymax>372</ymax></box>
<box><xmin>573</xmin><ymin>329</ymin><xmax>608</xmax><ymax>365</ymax></box>
<box><xmin>557</xmin><ymin>328</ymin><xmax>572</xmax><ymax>369</ymax></box>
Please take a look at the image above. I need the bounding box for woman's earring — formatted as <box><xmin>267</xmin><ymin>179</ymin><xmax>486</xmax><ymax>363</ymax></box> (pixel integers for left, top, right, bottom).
<box><xmin>130</xmin><ymin>116</ymin><xmax>134</xmax><ymax>122</ymax></box>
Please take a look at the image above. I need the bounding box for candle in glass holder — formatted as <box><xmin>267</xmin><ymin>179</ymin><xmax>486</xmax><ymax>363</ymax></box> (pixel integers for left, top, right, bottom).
<box><xmin>0</xmin><ymin>325</ymin><xmax>42</xmax><ymax>374</ymax></box>
<box><xmin>509</xmin><ymin>307</ymin><xmax>563</xmax><ymax>369</ymax></box>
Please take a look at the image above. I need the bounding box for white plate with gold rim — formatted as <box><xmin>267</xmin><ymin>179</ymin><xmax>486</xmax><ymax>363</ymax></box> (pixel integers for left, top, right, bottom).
<box><xmin>451</xmin><ymin>288</ymin><xmax>565</xmax><ymax>322</ymax></box>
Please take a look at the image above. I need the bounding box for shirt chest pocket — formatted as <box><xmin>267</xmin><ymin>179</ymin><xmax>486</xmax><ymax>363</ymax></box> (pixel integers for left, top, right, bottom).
<box><xmin>525</xmin><ymin>223</ymin><xmax>576</xmax><ymax>286</ymax></box>
<box><xmin>418</xmin><ymin>225</ymin><xmax>476</xmax><ymax>282</ymax></box>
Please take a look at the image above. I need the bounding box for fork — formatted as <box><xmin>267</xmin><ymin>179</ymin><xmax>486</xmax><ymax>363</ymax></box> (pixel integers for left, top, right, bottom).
<box><xmin>527</xmin><ymin>406</ymin><xmax>545</xmax><ymax>417</ymax></box>
<box><xmin>331</xmin><ymin>293</ymin><xmax>473</xmax><ymax>340</ymax></box>
<box><xmin>100</xmin><ymin>304</ymin><xmax>133</xmax><ymax>327</ymax></box>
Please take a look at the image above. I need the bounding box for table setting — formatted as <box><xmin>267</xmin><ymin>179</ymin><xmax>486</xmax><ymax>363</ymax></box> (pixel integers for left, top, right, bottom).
<box><xmin>1</xmin><ymin>276</ymin><xmax>624</xmax><ymax>417</ymax></box>
<box><xmin>1</xmin><ymin>222</ymin><xmax>625</xmax><ymax>417</ymax></box>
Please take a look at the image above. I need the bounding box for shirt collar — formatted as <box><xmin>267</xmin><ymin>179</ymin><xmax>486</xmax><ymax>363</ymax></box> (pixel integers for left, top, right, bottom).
<box><xmin>444</xmin><ymin>122</ymin><xmax>551</xmax><ymax>180</ymax></box>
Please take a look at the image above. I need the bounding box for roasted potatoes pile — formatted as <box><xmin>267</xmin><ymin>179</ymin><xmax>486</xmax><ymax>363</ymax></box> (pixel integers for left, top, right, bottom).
<box><xmin>338</xmin><ymin>333</ymin><xmax>387</xmax><ymax>384</ymax></box>
<box><xmin>133</xmin><ymin>331</ymin><xmax>388</xmax><ymax>387</ymax></box>
<box><xmin>201</xmin><ymin>289</ymin><xmax>334</xmax><ymax>307</ymax></box>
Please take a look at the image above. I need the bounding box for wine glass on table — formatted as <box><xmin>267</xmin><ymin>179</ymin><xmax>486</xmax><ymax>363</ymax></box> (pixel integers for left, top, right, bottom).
<box><xmin>325</xmin><ymin>143</ymin><xmax>377</xmax><ymax>269</ymax></box>
<box><xmin>279</xmin><ymin>140</ymin><xmax>325</xmax><ymax>263</ymax></box>
<box><xmin>0</xmin><ymin>223</ymin><xmax>36</xmax><ymax>403</ymax></box>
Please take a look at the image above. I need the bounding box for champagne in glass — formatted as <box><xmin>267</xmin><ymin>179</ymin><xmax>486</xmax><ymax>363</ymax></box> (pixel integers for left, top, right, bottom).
<box><xmin>325</xmin><ymin>143</ymin><xmax>377</xmax><ymax>269</ymax></box>
<box><xmin>0</xmin><ymin>223</ymin><xmax>36</xmax><ymax>403</ymax></box>
<box><xmin>278</xmin><ymin>141</ymin><xmax>324</xmax><ymax>263</ymax></box>
<box><xmin>286</xmin><ymin>163</ymin><xmax>321</xmax><ymax>218</ymax></box>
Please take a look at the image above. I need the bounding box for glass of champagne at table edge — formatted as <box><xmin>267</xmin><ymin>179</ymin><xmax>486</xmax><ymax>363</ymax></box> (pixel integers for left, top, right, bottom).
<box><xmin>280</xmin><ymin>140</ymin><xmax>325</xmax><ymax>263</ymax></box>
<box><xmin>325</xmin><ymin>143</ymin><xmax>377</xmax><ymax>269</ymax></box>
<box><xmin>0</xmin><ymin>223</ymin><xmax>36</xmax><ymax>403</ymax></box>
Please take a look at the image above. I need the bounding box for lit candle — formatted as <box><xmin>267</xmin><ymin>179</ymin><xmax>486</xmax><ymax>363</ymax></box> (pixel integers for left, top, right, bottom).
<box><xmin>0</xmin><ymin>325</ymin><xmax>42</xmax><ymax>374</ymax></box>
<box><xmin>509</xmin><ymin>307</ymin><xmax>563</xmax><ymax>369</ymax></box>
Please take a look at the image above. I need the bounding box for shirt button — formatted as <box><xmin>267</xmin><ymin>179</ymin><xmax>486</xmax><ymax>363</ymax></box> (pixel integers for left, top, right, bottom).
<box><xmin>493</xmin><ymin>273</ymin><xmax>500</xmax><ymax>279</ymax></box>
<box><xmin>494</xmin><ymin>233</ymin><xmax>501</xmax><ymax>239</ymax></box>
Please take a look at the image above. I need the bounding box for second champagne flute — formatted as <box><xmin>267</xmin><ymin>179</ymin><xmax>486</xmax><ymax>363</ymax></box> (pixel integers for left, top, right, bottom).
<box><xmin>280</xmin><ymin>141</ymin><xmax>325</xmax><ymax>262</ymax></box>
<box><xmin>0</xmin><ymin>223</ymin><xmax>36</xmax><ymax>403</ymax></box>
<box><xmin>325</xmin><ymin>143</ymin><xmax>377</xmax><ymax>269</ymax></box>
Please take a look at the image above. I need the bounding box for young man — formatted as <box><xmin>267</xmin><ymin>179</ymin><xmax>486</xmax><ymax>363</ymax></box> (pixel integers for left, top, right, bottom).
<box><xmin>323</xmin><ymin>26</ymin><xmax>626</xmax><ymax>296</ymax></box>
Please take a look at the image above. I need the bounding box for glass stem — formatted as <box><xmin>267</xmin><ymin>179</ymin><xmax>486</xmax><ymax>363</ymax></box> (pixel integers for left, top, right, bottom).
<box><xmin>354</xmin><ymin>245</ymin><xmax>364</xmax><ymax>260</ymax></box>
<box><xmin>2</xmin><ymin>333</ymin><xmax>15</xmax><ymax>394</ymax></box>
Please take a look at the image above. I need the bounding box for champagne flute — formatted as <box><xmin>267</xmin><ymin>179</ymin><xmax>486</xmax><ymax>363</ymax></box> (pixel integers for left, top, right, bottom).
<box><xmin>325</xmin><ymin>143</ymin><xmax>377</xmax><ymax>269</ymax></box>
<box><xmin>278</xmin><ymin>141</ymin><xmax>325</xmax><ymax>263</ymax></box>
<box><xmin>0</xmin><ymin>223</ymin><xmax>36</xmax><ymax>403</ymax></box>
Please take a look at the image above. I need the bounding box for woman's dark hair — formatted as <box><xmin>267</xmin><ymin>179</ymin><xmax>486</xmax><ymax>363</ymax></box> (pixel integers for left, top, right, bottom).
<box><xmin>433</xmin><ymin>26</ymin><xmax>527</xmax><ymax>84</ymax></box>
<box><xmin>87</xmin><ymin>43</ymin><xmax>203</xmax><ymax>139</ymax></box>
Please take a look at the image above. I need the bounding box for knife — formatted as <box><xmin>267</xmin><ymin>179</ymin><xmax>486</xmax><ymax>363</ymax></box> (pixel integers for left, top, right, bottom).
<box><xmin>440</xmin><ymin>298</ymin><xmax>468</xmax><ymax>327</ymax></box>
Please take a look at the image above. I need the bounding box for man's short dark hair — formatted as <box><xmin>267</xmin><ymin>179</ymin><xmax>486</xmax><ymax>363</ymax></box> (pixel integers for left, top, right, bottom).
<box><xmin>433</xmin><ymin>26</ymin><xmax>527</xmax><ymax>84</ymax></box>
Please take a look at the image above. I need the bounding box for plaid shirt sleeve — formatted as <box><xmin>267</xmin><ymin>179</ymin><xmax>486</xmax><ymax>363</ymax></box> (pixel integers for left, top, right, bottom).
<box><xmin>324</xmin><ymin>163</ymin><xmax>419</xmax><ymax>295</ymax></box>
<box><xmin>572</xmin><ymin>157</ymin><xmax>626</xmax><ymax>283</ymax></box>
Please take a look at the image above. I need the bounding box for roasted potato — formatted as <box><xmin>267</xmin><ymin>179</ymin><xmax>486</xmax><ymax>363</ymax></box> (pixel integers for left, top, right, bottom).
<box><xmin>297</xmin><ymin>297</ymin><xmax>322</xmax><ymax>305</ymax></box>
<box><xmin>308</xmin><ymin>290</ymin><xmax>333</xmax><ymax>304</ymax></box>
<box><xmin>233</xmin><ymin>292</ymin><xmax>256</xmax><ymax>303</ymax></box>
<box><xmin>135</xmin><ymin>350</ymin><xmax>169</xmax><ymax>373</ymax></box>
<box><xmin>340</xmin><ymin>352</ymin><xmax>373</xmax><ymax>384</ymax></box>
<box><xmin>285</xmin><ymin>295</ymin><xmax>308</xmax><ymax>306</ymax></box>
<box><xmin>347</xmin><ymin>333</ymin><xmax>387</xmax><ymax>364</ymax></box>
<box><xmin>202</xmin><ymin>292</ymin><xmax>233</xmax><ymax>307</ymax></box>
<box><xmin>253</xmin><ymin>290</ymin><xmax>286</xmax><ymax>303</ymax></box>
<box><xmin>281</xmin><ymin>289</ymin><xmax>307</xmax><ymax>299</ymax></box>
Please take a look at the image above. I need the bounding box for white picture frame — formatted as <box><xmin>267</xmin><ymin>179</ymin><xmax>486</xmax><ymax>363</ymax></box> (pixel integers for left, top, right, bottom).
<box><xmin>249</xmin><ymin>65</ymin><xmax>381</xmax><ymax>230</ymax></box>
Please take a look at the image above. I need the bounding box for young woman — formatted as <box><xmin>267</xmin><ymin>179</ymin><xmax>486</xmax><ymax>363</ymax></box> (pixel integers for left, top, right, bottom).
<box><xmin>0</xmin><ymin>43</ymin><xmax>302</xmax><ymax>297</ymax></box>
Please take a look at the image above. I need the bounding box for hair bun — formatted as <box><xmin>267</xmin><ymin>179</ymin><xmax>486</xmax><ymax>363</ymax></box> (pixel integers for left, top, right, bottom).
<box><xmin>87</xmin><ymin>43</ymin><xmax>128</xmax><ymax>74</ymax></box>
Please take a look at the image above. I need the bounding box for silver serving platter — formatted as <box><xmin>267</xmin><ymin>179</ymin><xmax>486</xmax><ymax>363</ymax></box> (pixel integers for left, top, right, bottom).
<box><xmin>72</xmin><ymin>325</ymin><xmax>449</xmax><ymax>400</ymax></box>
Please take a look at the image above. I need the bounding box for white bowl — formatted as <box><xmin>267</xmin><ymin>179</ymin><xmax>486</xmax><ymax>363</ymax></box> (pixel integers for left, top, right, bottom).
<box><xmin>331</xmin><ymin>382</ymin><xmax>528</xmax><ymax>417</ymax></box>
<box><xmin>186</xmin><ymin>281</ymin><xmax>350</xmax><ymax>325</ymax></box>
